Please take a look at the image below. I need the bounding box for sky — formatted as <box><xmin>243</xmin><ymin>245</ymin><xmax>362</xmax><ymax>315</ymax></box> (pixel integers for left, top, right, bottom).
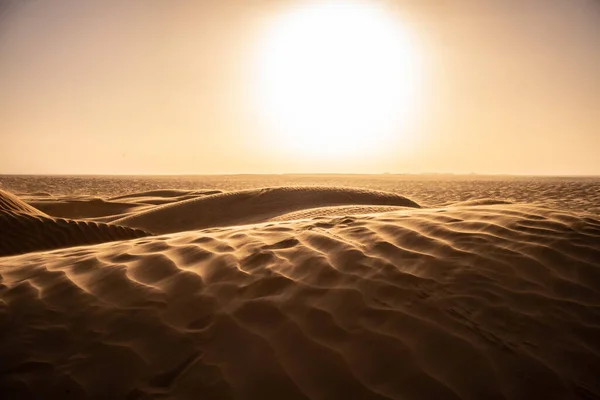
<box><xmin>1</xmin><ymin>0</ymin><xmax>599</xmax><ymax>175</ymax></box>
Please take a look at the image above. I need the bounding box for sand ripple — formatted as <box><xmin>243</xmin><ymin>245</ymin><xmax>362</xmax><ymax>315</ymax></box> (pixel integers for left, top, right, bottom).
<box><xmin>269</xmin><ymin>205</ymin><xmax>415</xmax><ymax>221</ymax></box>
<box><xmin>1</xmin><ymin>204</ymin><xmax>599</xmax><ymax>399</ymax></box>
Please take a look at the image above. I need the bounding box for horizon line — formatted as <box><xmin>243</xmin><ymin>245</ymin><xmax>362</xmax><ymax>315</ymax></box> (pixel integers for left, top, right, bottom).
<box><xmin>1</xmin><ymin>172</ymin><xmax>600</xmax><ymax>178</ymax></box>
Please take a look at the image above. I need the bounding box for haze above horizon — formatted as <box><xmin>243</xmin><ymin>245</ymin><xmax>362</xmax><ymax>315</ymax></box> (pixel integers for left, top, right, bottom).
<box><xmin>1</xmin><ymin>0</ymin><xmax>599</xmax><ymax>175</ymax></box>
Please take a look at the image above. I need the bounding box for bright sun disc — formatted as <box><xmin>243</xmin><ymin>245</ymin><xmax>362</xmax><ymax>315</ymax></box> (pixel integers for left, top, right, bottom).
<box><xmin>254</xmin><ymin>1</ymin><xmax>421</xmax><ymax>160</ymax></box>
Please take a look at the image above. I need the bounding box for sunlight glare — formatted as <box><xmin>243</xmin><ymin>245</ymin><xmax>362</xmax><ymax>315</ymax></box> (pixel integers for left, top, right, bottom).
<box><xmin>254</xmin><ymin>1</ymin><xmax>421</xmax><ymax>161</ymax></box>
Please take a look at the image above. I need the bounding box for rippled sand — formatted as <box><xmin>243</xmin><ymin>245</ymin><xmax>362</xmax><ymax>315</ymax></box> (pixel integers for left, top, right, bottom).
<box><xmin>1</xmin><ymin>175</ymin><xmax>599</xmax><ymax>399</ymax></box>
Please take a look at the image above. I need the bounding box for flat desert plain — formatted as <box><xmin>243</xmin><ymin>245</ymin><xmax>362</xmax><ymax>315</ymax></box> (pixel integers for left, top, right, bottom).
<box><xmin>1</xmin><ymin>174</ymin><xmax>599</xmax><ymax>399</ymax></box>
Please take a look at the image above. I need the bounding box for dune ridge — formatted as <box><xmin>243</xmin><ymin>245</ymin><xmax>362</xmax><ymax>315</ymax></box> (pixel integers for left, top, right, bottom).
<box><xmin>0</xmin><ymin>188</ymin><xmax>48</xmax><ymax>216</ymax></box>
<box><xmin>113</xmin><ymin>186</ymin><xmax>420</xmax><ymax>234</ymax></box>
<box><xmin>0</xmin><ymin>189</ymin><xmax>150</xmax><ymax>257</ymax></box>
<box><xmin>0</xmin><ymin>210</ymin><xmax>151</xmax><ymax>257</ymax></box>
<box><xmin>26</xmin><ymin>198</ymin><xmax>145</xmax><ymax>220</ymax></box>
<box><xmin>109</xmin><ymin>188</ymin><xmax>223</xmax><ymax>201</ymax></box>
<box><xmin>1</xmin><ymin>203</ymin><xmax>599</xmax><ymax>399</ymax></box>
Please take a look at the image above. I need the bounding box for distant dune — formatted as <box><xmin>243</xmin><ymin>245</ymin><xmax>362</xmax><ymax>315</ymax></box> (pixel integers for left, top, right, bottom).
<box><xmin>0</xmin><ymin>183</ymin><xmax>599</xmax><ymax>399</ymax></box>
<box><xmin>109</xmin><ymin>188</ymin><xmax>223</xmax><ymax>200</ymax></box>
<box><xmin>113</xmin><ymin>186</ymin><xmax>420</xmax><ymax>234</ymax></box>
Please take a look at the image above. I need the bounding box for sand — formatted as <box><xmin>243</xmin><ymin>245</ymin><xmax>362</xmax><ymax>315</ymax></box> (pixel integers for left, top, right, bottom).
<box><xmin>113</xmin><ymin>186</ymin><xmax>420</xmax><ymax>234</ymax></box>
<box><xmin>0</xmin><ymin>190</ymin><xmax>150</xmax><ymax>257</ymax></box>
<box><xmin>1</xmin><ymin>178</ymin><xmax>599</xmax><ymax>399</ymax></box>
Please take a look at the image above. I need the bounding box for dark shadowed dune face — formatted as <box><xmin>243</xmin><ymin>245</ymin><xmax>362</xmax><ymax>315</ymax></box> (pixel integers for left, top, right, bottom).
<box><xmin>0</xmin><ymin>188</ymin><xmax>48</xmax><ymax>216</ymax></box>
<box><xmin>0</xmin><ymin>190</ymin><xmax>150</xmax><ymax>257</ymax></box>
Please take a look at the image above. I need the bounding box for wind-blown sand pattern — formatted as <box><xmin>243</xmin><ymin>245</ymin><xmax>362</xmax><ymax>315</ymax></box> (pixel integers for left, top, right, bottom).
<box><xmin>0</xmin><ymin>190</ymin><xmax>150</xmax><ymax>257</ymax></box>
<box><xmin>25</xmin><ymin>198</ymin><xmax>144</xmax><ymax>220</ymax></box>
<box><xmin>0</xmin><ymin>189</ymin><xmax>48</xmax><ymax>216</ymax></box>
<box><xmin>270</xmin><ymin>205</ymin><xmax>420</xmax><ymax>221</ymax></box>
<box><xmin>1</xmin><ymin>179</ymin><xmax>600</xmax><ymax>399</ymax></box>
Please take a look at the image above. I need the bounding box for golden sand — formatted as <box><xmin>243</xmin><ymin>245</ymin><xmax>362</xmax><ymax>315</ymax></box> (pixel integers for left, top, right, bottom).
<box><xmin>1</xmin><ymin>180</ymin><xmax>599</xmax><ymax>399</ymax></box>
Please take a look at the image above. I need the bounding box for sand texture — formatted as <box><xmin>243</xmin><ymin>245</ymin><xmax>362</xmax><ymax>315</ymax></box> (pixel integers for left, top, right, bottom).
<box><xmin>0</xmin><ymin>190</ymin><xmax>150</xmax><ymax>257</ymax></box>
<box><xmin>270</xmin><ymin>205</ymin><xmax>420</xmax><ymax>221</ymax></box>
<box><xmin>0</xmin><ymin>188</ymin><xmax>48</xmax><ymax>216</ymax></box>
<box><xmin>113</xmin><ymin>186</ymin><xmax>420</xmax><ymax>234</ymax></box>
<box><xmin>0</xmin><ymin>177</ymin><xmax>599</xmax><ymax>399</ymax></box>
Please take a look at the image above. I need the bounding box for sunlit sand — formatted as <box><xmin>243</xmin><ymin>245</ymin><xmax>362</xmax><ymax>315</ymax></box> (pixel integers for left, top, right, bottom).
<box><xmin>1</xmin><ymin>175</ymin><xmax>599</xmax><ymax>399</ymax></box>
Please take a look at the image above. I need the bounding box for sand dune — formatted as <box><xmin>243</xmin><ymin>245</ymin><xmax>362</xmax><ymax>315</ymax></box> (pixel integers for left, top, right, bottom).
<box><xmin>114</xmin><ymin>186</ymin><xmax>421</xmax><ymax>234</ymax></box>
<box><xmin>19</xmin><ymin>190</ymin><xmax>223</xmax><ymax>221</ymax></box>
<box><xmin>0</xmin><ymin>186</ymin><xmax>419</xmax><ymax>257</ymax></box>
<box><xmin>0</xmin><ymin>210</ymin><xmax>150</xmax><ymax>257</ymax></box>
<box><xmin>269</xmin><ymin>204</ymin><xmax>415</xmax><ymax>221</ymax></box>
<box><xmin>0</xmin><ymin>190</ymin><xmax>150</xmax><ymax>257</ymax></box>
<box><xmin>441</xmin><ymin>198</ymin><xmax>515</xmax><ymax>207</ymax></box>
<box><xmin>0</xmin><ymin>188</ymin><xmax>48</xmax><ymax>216</ymax></box>
<box><xmin>1</xmin><ymin>199</ymin><xmax>599</xmax><ymax>399</ymax></box>
<box><xmin>26</xmin><ymin>198</ymin><xmax>144</xmax><ymax>220</ymax></box>
<box><xmin>109</xmin><ymin>189</ymin><xmax>223</xmax><ymax>201</ymax></box>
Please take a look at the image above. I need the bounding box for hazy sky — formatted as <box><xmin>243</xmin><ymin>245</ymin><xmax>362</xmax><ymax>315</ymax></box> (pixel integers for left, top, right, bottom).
<box><xmin>1</xmin><ymin>0</ymin><xmax>599</xmax><ymax>175</ymax></box>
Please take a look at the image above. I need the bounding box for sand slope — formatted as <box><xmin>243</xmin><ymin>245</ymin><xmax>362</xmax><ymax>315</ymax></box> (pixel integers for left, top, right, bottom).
<box><xmin>270</xmin><ymin>205</ymin><xmax>416</xmax><ymax>221</ymax></box>
<box><xmin>109</xmin><ymin>189</ymin><xmax>223</xmax><ymax>201</ymax></box>
<box><xmin>16</xmin><ymin>190</ymin><xmax>223</xmax><ymax>221</ymax></box>
<box><xmin>26</xmin><ymin>198</ymin><xmax>145</xmax><ymax>220</ymax></box>
<box><xmin>0</xmin><ymin>190</ymin><xmax>150</xmax><ymax>257</ymax></box>
<box><xmin>0</xmin><ymin>188</ymin><xmax>48</xmax><ymax>216</ymax></box>
<box><xmin>113</xmin><ymin>186</ymin><xmax>420</xmax><ymax>234</ymax></box>
<box><xmin>1</xmin><ymin>203</ymin><xmax>599</xmax><ymax>399</ymax></box>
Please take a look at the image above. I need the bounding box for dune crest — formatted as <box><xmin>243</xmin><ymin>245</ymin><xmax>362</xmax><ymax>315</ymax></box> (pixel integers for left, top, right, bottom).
<box><xmin>109</xmin><ymin>189</ymin><xmax>223</xmax><ymax>201</ymax></box>
<box><xmin>0</xmin><ymin>210</ymin><xmax>151</xmax><ymax>257</ymax></box>
<box><xmin>1</xmin><ymin>204</ymin><xmax>599</xmax><ymax>399</ymax></box>
<box><xmin>0</xmin><ymin>189</ymin><xmax>150</xmax><ymax>257</ymax></box>
<box><xmin>0</xmin><ymin>188</ymin><xmax>48</xmax><ymax>216</ymax></box>
<box><xmin>269</xmin><ymin>204</ymin><xmax>415</xmax><ymax>221</ymax></box>
<box><xmin>114</xmin><ymin>186</ymin><xmax>420</xmax><ymax>234</ymax></box>
<box><xmin>26</xmin><ymin>198</ymin><xmax>144</xmax><ymax>219</ymax></box>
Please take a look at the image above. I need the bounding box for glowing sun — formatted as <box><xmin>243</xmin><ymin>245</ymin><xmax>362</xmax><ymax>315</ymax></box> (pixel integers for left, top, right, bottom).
<box><xmin>254</xmin><ymin>1</ymin><xmax>421</xmax><ymax>160</ymax></box>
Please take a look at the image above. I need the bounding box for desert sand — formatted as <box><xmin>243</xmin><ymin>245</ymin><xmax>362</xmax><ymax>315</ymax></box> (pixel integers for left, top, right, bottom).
<box><xmin>1</xmin><ymin>176</ymin><xmax>599</xmax><ymax>399</ymax></box>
